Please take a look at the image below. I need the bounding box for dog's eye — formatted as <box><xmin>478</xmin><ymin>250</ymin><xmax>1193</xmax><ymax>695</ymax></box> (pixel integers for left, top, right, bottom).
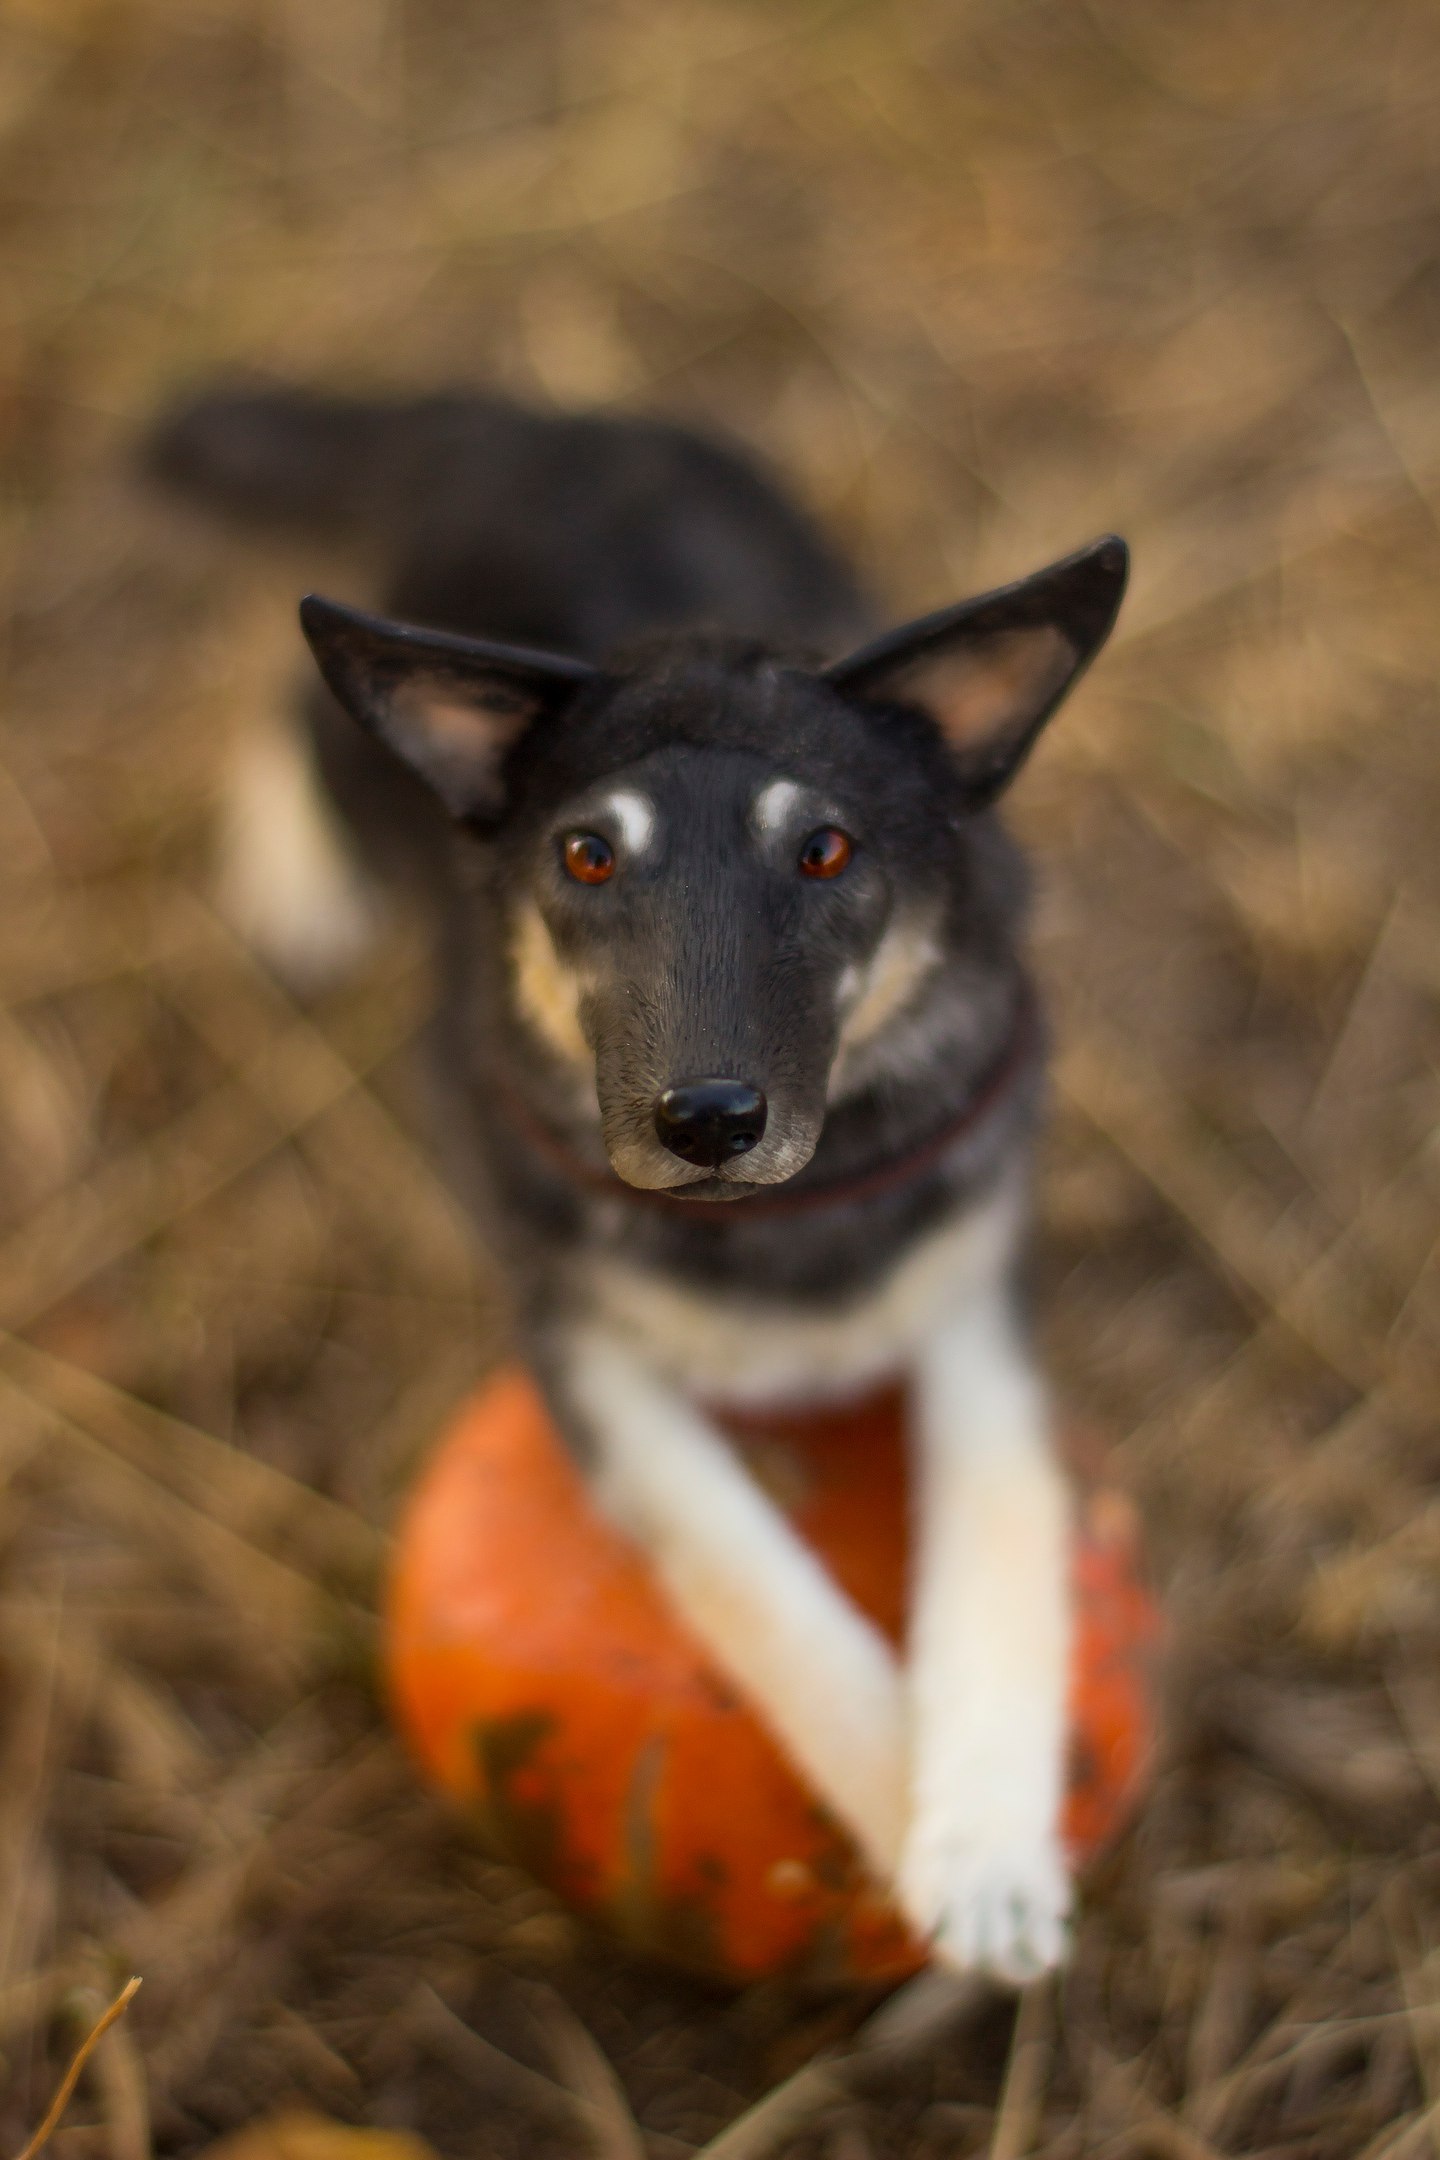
<box><xmin>562</xmin><ymin>832</ymin><xmax>615</xmax><ymax>885</ymax></box>
<box><xmin>798</xmin><ymin>827</ymin><xmax>852</xmax><ymax>880</ymax></box>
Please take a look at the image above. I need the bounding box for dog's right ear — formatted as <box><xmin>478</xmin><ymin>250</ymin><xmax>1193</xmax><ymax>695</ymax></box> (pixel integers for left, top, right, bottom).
<box><xmin>299</xmin><ymin>595</ymin><xmax>597</xmax><ymax>823</ymax></box>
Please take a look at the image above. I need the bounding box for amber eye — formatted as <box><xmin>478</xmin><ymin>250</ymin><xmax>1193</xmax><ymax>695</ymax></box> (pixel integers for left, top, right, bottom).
<box><xmin>563</xmin><ymin>832</ymin><xmax>615</xmax><ymax>885</ymax></box>
<box><xmin>798</xmin><ymin>827</ymin><xmax>853</xmax><ymax>879</ymax></box>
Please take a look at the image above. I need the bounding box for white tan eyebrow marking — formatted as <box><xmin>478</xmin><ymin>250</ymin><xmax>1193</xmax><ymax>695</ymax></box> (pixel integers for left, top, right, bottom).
<box><xmin>752</xmin><ymin>778</ymin><xmax>802</xmax><ymax>836</ymax></box>
<box><xmin>604</xmin><ymin>790</ymin><xmax>655</xmax><ymax>853</ymax></box>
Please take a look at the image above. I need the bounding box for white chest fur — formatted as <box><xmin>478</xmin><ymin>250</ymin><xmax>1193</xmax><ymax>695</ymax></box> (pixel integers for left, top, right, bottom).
<box><xmin>577</xmin><ymin>1176</ymin><xmax>1024</xmax><ymax>1410</ymax></box>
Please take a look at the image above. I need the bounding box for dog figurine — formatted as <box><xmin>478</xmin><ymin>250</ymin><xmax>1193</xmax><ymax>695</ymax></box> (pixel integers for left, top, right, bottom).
<box><xmin>148</xmin><ymin>387</ymin><xmax>1127</xmax><ymax>1980</ymax></box>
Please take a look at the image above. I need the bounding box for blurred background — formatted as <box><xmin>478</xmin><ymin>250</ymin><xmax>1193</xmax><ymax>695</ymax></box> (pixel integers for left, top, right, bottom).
<box><xmin>3</xmin><ymin>1</ymin><xmax>1440</xmax><ymax>2154</ymax></box>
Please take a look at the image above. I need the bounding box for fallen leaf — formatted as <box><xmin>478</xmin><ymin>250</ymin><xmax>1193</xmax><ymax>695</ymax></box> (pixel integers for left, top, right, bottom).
<box><xmin>202</xmin><ymin>2112</ymin><xmax>439</xmax><ymax>2160</ymax></box>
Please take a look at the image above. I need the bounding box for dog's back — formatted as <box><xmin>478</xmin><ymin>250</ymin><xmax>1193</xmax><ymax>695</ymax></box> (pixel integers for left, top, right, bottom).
<box><xmin>147</xmin><ymin>387</ymin><xmax>871</xmax><ymax>656</ymax></box>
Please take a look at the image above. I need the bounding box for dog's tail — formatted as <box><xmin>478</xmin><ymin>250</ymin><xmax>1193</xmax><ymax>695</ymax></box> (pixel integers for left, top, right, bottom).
<box><xmin>141</xmin><ymin>384</ymin><xmax>437</xmax><ymax>539</ymax></box>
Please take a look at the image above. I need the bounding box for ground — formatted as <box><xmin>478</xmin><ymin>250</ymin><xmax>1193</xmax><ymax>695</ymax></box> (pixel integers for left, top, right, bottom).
<box><xmin>3</xmin><ymin>1</ymin><xmax>1440</xmax><ymax>2154</ymax></box>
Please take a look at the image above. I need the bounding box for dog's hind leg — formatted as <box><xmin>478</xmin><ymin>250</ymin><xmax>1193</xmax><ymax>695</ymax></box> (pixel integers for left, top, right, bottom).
<box><xmin>216</xmin><ymin>716</ymin><xmax>381</xmax><ymax>991</ymax></box>
<box><xmin>558</xmin><ymin>1323</ymin><xmax>908</xmax><ymax>1880</ymax></box>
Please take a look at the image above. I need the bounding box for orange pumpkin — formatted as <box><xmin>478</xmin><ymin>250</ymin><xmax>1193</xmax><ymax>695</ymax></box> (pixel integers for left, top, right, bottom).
<box><xmin>384</xmin><ymin>1366</ymin><xmax>1159</xmax><ymax>1987</ymax></box>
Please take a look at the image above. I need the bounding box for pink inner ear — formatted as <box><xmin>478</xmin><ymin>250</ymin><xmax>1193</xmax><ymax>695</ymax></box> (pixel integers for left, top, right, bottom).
<box><xmin>894</xmin><ymin>622</ymin><xmax>1076</xmax><ymax>750</ymax></box>
<box><xmin>391</xmin><ymin>674</ymin><xmax>536</xmax><ymax>756</ymax></box>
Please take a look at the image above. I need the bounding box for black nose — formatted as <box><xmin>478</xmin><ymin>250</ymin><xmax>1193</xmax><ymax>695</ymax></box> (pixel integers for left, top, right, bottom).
<box><xmin>654</xmin><ymin>1079</ymin><xmax>768</xmax><ymax>1168</ymax></box>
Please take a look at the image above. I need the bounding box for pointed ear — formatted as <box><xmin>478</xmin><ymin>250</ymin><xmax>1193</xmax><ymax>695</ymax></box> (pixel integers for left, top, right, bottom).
<box><xmin>299</xmin><ymin>595</ymin><xmax>597</xmax><ymax>822</ymax></box>
<box><xmin>825</xmin><ymin>536</ymin><xmax>1128</xmax><ymax>805</ymax></box>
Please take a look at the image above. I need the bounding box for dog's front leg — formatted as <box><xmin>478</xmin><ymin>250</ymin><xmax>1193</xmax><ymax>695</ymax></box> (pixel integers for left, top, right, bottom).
<box><xmin>899</xmin><ymin>1289</ymin><xmax>1072</xmax><ymax>1983</ymax></box>
<box><xmin>556</xmin><ymin>1324</ymin><xmax>908</xmax><ymax>1880</ymax></box>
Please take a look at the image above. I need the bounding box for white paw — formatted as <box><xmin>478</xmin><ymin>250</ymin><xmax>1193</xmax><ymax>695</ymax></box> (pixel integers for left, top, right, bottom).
<box><xmin>898</xmin><ymin>1822</ymin><xmax>1071</xmax><ymax>1985</ymax></box>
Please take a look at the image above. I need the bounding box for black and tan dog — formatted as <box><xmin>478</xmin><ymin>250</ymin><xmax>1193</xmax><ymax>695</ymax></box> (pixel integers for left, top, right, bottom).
<box><xmin>148</xmin><ymin>387</ymin><xmax>1127</xmax><ymax>1981</ymax></box>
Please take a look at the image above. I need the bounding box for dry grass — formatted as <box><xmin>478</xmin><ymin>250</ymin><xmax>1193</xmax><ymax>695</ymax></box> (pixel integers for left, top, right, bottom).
<box><xmin>2</xmin><ymin>0</ymin><xmax>1440</xmax><ymax>2152</ymax></box>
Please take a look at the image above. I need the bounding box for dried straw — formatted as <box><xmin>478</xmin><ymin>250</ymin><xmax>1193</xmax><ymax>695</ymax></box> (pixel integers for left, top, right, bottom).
<box><xmin>14</xmin><ymin>1979</ymin><xmax>142</xmax><ymax>2160</ymax></box>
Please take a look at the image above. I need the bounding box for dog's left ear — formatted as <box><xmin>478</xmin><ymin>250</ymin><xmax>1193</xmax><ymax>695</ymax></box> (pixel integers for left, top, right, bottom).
<box><xmin>825</xmin><ymin>535</ymin><xmax>1128</xmax><ymax>805</ymax></box>
<box><xmin>299</xmin><ymin>594</ymin><xmax>598</xmax><ymax>823</ymax></box>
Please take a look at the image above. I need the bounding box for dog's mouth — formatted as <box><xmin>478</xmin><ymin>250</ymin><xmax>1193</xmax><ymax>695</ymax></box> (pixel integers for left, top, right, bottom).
<box><xmin>608</xmin><ymin>1121</ymin><xmax>824</xmax><ymax>1195</ymax></box>
<box><xmin>596</xmin><ymin>1081</ymin><xmax>824</xmax><ymax>1196</ymax></box>
<box><xmin>602</xmin><ymin>1134</ymin><xmax>819</xmax><ymax>1196</ymax></box>
<box><xmin>655</xmin><ymin>1173</ymin><xmax>764</xmax><ymax>1204</ymax></box>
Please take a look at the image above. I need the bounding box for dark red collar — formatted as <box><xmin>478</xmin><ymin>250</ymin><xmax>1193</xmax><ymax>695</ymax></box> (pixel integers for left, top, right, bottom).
<box><xmin>493</xmin><ymin>982</ymin><xmax>1038</xmax><ymax>1223</ymax></box>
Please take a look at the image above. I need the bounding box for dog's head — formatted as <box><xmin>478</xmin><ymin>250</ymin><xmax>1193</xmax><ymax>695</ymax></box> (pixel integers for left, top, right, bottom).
<box><xmin>300</xmin><ymin>537</ymin><xmax>1126</xmax><ymax>1199</ymax></box>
